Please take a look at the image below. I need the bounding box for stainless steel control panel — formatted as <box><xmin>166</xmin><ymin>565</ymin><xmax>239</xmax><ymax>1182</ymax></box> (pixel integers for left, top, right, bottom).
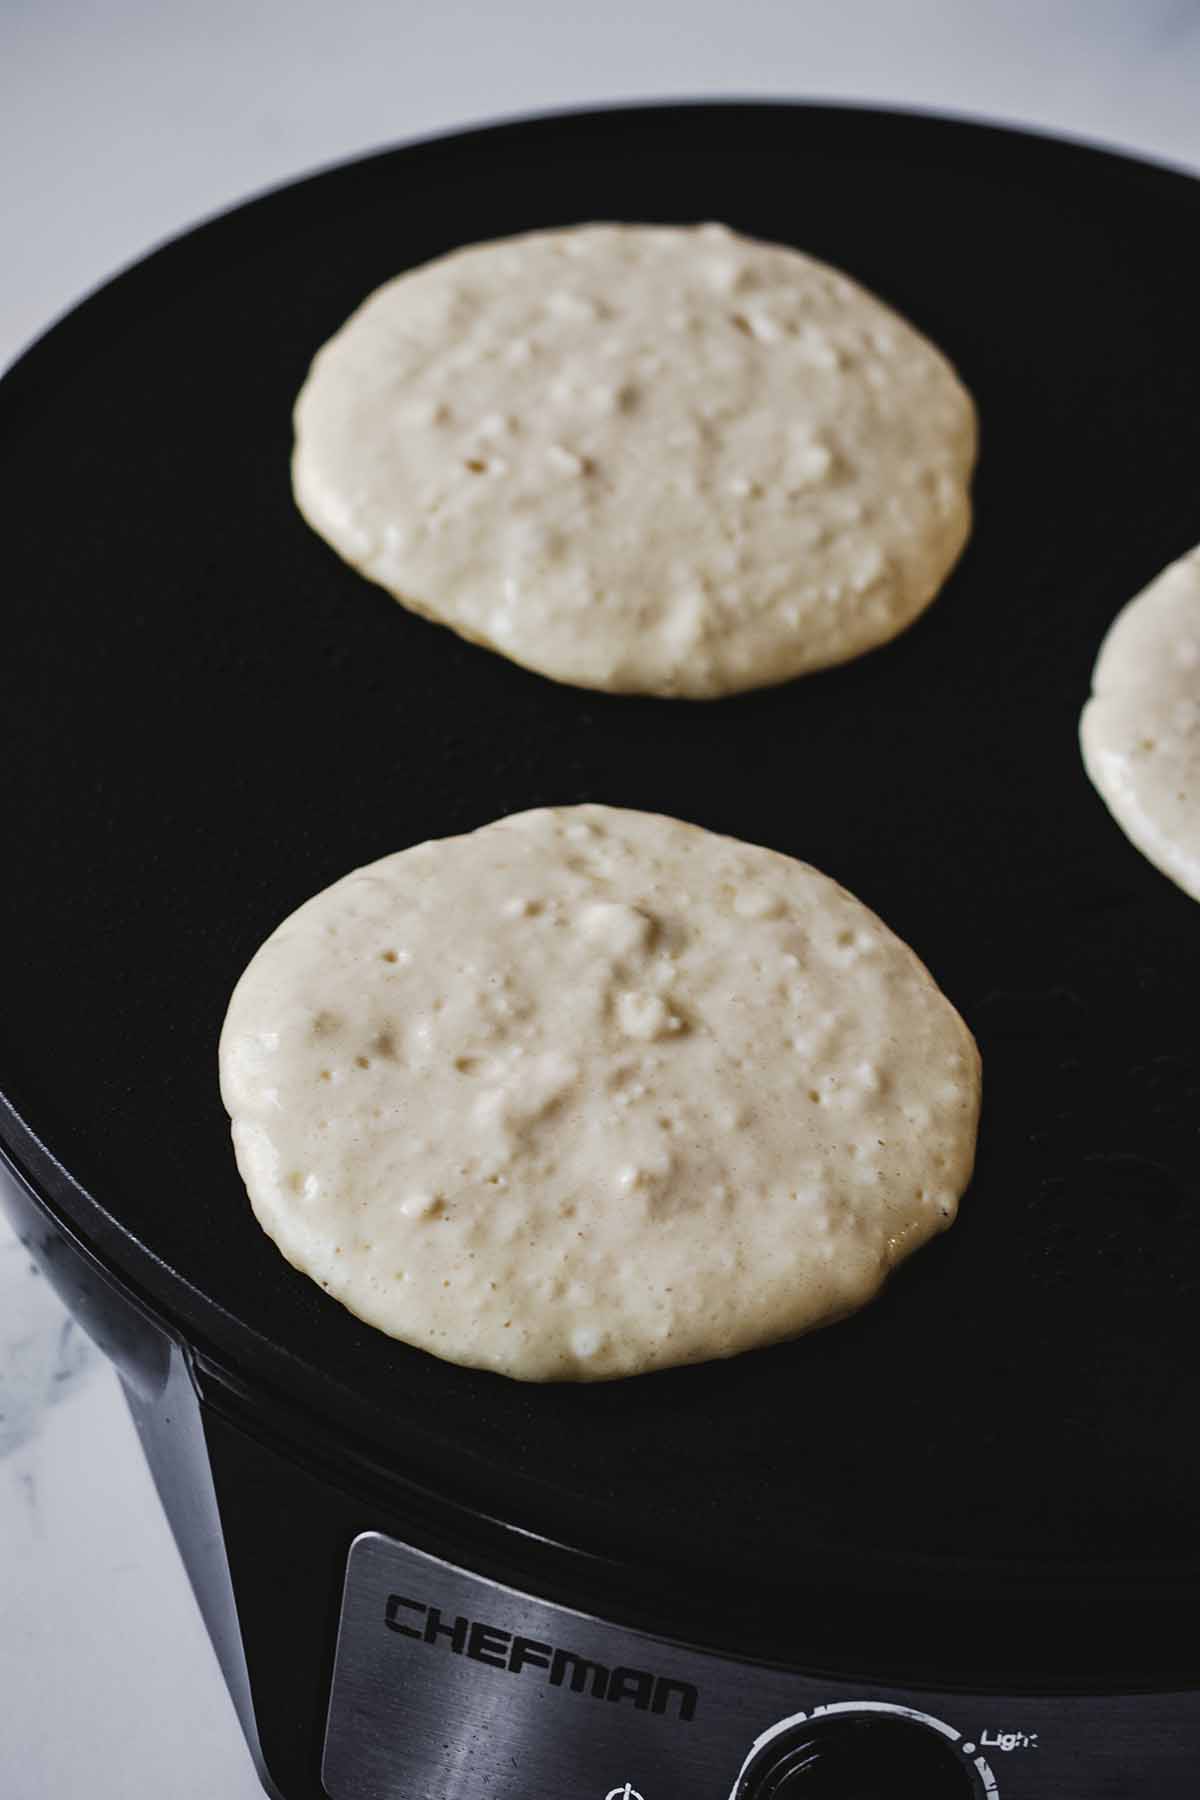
<box><xmin>323</xmin><ymin>1532</ymin><xmax>1199</xmax><ymax>1799</ymax></box>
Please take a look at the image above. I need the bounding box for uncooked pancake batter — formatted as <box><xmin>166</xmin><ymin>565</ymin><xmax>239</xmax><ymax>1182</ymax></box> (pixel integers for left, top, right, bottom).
<box><xmin>220</xmin><ymin>807</ymin><xmax>980</xmax><ymax>1380</ymax></box>
<box><xmin>1080</xmin><ymin>544</ymin><xmax>1200</xmax><ymax>902</ymax></box>
<box><xmin>292</xmin><ymin>224</ymin><xmax>977</xmax><ymax>697</ymax></box>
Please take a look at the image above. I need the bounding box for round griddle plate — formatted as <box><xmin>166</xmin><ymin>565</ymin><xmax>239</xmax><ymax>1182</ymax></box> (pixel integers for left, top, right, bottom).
<box><xmin>2</xmin><ymin>105</ymin><xmax>1199</xmax><ymax>1606</ymax></box>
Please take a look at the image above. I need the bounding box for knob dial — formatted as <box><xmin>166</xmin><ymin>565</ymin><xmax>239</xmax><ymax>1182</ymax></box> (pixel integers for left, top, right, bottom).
<box><xmin>736</xmin><ymin>1711</ymin><xmax>977</xmax><ymax>1799</ymax></box>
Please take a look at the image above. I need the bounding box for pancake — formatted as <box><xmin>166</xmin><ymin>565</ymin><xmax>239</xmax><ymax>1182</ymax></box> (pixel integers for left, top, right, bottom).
<box><xmin>1080</xmin><ymin>544</ymin><xmax>1200</xmax><ymax>903</ymax></box>
<box><xmin>292</xmin><ymin>223</ymin><xmax>977</xmax><ymax>697</ymax></box>
<box><xmin>219</xmin><ymin>806</ymin><xmax>981</xmax><ymax>1380</ymax></box>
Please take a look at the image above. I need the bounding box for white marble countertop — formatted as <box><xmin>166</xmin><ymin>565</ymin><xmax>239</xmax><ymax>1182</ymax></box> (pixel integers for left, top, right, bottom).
<box><xmin>3</xmin><ymin>4</ymin><xmax>1199</xmax><ymax>1796</ymax></box>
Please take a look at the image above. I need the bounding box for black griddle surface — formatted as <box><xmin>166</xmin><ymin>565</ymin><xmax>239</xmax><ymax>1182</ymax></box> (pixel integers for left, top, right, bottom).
<box><xmin>3</xmin><ymin>104</ymin><xmax>1200</xmax><ymax>1593</ymax></box>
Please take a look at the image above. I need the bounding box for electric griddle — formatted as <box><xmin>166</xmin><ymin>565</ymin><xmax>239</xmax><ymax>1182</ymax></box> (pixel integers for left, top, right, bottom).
<box><xmin>2</xmin><ymin>103</ymin><xmax>1199</xmax><ymax>1798</ymax></box>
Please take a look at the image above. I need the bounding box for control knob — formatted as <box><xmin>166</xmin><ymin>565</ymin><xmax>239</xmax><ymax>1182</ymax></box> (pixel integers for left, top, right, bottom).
<box><xmin>735</xmin><ymin>1710</ymin><xmax>978</xmax><ymax>1797</ymax></box>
